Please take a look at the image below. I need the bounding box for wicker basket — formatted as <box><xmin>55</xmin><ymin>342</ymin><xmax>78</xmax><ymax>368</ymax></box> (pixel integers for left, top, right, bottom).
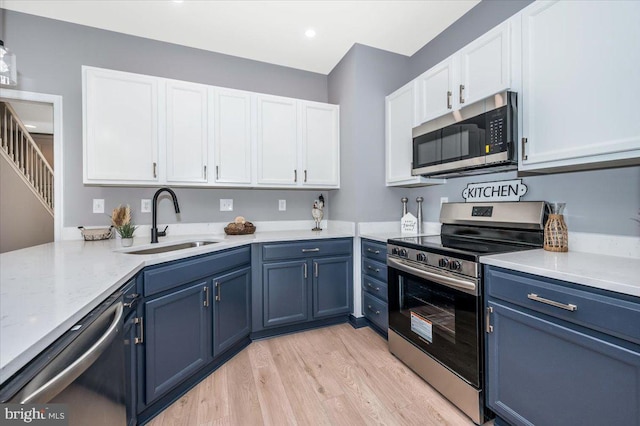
<box><xmin>544</xmin><ymin>214</ymin><xmax>568</xmax><ymax>252</ymax></box>
<box><xmin>224</xmin><ymin>221</ymin><xmax>256</xmax><ymax>235</ymax></box>
<box><xmin>78</xmin><ymin>226</ymin><xmax>114</xmax><ymax>241</ymax></box>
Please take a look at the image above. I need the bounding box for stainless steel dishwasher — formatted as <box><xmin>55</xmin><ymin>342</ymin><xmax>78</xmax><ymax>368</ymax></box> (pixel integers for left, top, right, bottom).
<box><xmin>0</xmin><ymin>280</ymin><xmax>138</xmax><ymax>426</ymax></box>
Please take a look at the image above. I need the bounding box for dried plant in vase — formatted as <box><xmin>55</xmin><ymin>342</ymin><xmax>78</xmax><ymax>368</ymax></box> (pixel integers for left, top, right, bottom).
<box><xmin>111</xmin><ymin>205</ymin><xmax>137</xmax><ymax>245</ymax></box>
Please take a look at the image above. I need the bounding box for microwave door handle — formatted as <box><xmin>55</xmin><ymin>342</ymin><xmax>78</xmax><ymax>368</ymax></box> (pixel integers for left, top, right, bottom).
<box><xmin>387</xmin><ymin>257</ymin><xmax>477</xmax><ymax>295</ymax></box>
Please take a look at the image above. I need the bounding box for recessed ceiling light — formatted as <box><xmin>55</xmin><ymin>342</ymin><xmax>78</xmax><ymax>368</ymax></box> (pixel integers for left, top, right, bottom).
<box><xmin>305</xmin><ymin>29</ymin><xmax>316</xmax><ymax>39</ymax></box>
<box><xmin>25</xmin><ymin>124</ymin><xmax>37</xmax><ymax>129</ymax></box>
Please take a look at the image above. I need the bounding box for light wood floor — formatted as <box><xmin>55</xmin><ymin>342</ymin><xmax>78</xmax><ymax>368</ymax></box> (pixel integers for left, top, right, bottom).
<box><xmin>148</xmin><ymin>323</ymin><xmax>477</xmax><ymax>426</ymax></box>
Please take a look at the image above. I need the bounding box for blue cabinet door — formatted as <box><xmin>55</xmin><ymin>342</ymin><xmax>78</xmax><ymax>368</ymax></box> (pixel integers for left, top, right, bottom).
<box><xmin>312</xmin><ymin>256</ymin><xmax>352</xmax><ymax>319</ymax></box>
<box><xmin>213</xmin><ymin>267</ymin><xmax>251</xmax><ymax>357</ymax></box>
<box><xmin>143</xmin><ymin>281</ymin><xmax>210</xmax><ymax>404</ymax></box>
<box><xmin>486</xmin><ymin>299</ymin><xmax>640</xmax><ymax>426</ymax></box>
<box><xmin>263</xmin><ymin>260</ymin><xmax>309</xmax><ymax>327</ymax></box>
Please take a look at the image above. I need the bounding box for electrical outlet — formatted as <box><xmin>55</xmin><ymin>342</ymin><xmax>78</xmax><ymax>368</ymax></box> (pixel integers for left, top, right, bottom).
<box><xmin>279</xmin><ymin>200</ymin><xmax>286</xmax><ymax>211</ymax></box>
<box><xmin>141</xmin><ymin>199</ymin><xmax>151</xmax><ymax>213</ymax></box>
<box><xmin>93</xmin><ymin>199</ymin><xmax>105</xmax><ymax>214</ymax></box>
<box><xmin>440</xmin><ymin>197</ymin><xmax>448</xmax><ymax>206</ymax></box>
<box><xmin>220</xmin><ymin>199</ymin><xmax>233</xmax><ymax>212</ymax></box>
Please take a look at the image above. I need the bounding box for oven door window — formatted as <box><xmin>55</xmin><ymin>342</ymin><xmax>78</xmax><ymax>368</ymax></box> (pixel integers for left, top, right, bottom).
<box><xmin>388</xmin><ymin>270</ymin><xmax>480</xmax><ymax>388</ymax></box>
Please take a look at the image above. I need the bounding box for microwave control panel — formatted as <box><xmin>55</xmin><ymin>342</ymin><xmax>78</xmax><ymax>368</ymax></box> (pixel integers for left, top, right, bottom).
<box><xmin>485</xmin><ymin>105</ymin><xmax>509</xmax><ymax>155</ymax></box>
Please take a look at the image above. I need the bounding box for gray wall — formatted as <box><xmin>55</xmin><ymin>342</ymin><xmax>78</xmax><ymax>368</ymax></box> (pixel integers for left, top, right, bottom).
<box><xmin>328</xmin><ymin>44</ymin><xmax>410</xmax><ymax>222</ymax></box>
<box><xmin>0</xmin><ymin>155</ymin><xmax>54</xmax><ymax>253</ymax></box>
<box><xmin>3</xmin><ymin>9</ymin><xmax>328</xmax><ymax>228</ymax></box>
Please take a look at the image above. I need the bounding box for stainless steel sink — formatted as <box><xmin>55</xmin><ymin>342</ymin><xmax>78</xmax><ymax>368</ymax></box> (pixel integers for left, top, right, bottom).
<box><xmin>124</xmin><ymin>240</ymin><xmax>219</xmax><ymax>255</ymax></box>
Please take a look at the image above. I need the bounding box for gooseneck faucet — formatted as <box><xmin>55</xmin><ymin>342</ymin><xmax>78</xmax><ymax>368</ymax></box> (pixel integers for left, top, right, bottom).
<box><xmin>151</xmin><ymin>187</ymin><xmax>180</xmax><ymax>243</ymax></box>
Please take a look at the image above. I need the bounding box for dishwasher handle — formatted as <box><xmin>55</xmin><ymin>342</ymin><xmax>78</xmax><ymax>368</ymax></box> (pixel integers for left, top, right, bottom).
<box><xmin>19</xmin><ymin>302</ymin><xmax>124</xmax><ymax>404</ymax></box>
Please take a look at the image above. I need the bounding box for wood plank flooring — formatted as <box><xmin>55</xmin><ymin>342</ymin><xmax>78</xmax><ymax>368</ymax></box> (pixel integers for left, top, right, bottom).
<box><xmin>148</xmin><ymin>324</ymin><xmax>477</xmax><ymax>426</ymax></box>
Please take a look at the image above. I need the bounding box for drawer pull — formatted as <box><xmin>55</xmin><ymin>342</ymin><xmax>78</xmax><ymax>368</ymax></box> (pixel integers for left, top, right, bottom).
<box><xmin>527</xmin><ymin>293</ymin><xmax>577</xmax><ymax>312</ymax></box>
<box><xmin>367</xmin><ymin>265</ymin><xmax>380</xmax><ymax>273</ymax></box>
<box><xmin>367</xmin><ymin>305</ymin><xmax>380</xmax><ymax>315</ymax></box>
<box><xmin>367</xmin><ymin>248</ymin><xmax>380</xmax><ymax>255</ymax></box>
<box><xmin>367</xmin><ymin>283</ymin><xmax>380</xmax><ymax>292</ymax></box>
<box><xmin>302</xmin><ymin>248</ymin><xmax>320</xmax><ymax>253</ymax></box>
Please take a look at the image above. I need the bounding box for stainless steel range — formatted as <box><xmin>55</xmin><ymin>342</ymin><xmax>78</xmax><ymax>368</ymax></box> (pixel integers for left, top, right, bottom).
<box><xmin>387</xmin><ymin>201</ymin><xmax>547</xmax><ymax>424</ymax></box>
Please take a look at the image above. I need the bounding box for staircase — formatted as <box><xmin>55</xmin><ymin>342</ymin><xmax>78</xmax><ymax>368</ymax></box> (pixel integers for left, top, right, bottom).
<box><xmin>0</xmin><ymin>101</ymin><xmax>54</xmax><ymax>216</ymax></box>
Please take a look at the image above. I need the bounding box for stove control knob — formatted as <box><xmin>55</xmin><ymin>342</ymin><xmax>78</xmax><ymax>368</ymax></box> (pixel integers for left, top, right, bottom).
<box><xmin>391</xmin><ymin>247</ymin><xmax>399</xmax><ymax>255</ymax></box>
<box><xmin>438</xmin><ymin>258</ymin><xmax>449</xmax><ymax>268</ymax></box>
<box><xmin>399</xmin><ymin>249</ymin><xmax>408</xmax><ymax>258</ymax></box>
<box><xmin>450</xmin><ymin>260</ymin><xmax>462</xmax><ymax>271</ymax></box>
<box><xmin>416</xmin><ymin>253</ymin><xmax>427</xmax><ymax>262</ymax></box>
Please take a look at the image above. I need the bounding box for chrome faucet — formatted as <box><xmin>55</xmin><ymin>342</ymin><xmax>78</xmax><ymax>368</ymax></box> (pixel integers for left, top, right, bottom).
<box><xmin>151</xmin><ymin>187</ymin><xmax>180</xmax><ymax>243</ymax></box>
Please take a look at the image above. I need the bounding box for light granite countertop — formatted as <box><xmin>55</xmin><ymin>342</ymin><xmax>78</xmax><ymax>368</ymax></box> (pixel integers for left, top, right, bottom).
<box><xmin>481</xmin><ymin>249</ymin><xmax>640</xmax><ymax>298</ymax></box>
<box><xmin>0</xmin><ymin>229</ymin><xmax>353</xmax><ymax>384</ymax></box>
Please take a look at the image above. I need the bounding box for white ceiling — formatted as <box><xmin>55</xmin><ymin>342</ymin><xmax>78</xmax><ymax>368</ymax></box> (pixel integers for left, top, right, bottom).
<box><xmin>5</xmin><ymin>100</ymin><xmax>54</xmax><ymax>134</ymax></box>
<box><xmin>2</xmin><ymin>0</ymin><xmax>479</xmax><ymax>74</ymax></box>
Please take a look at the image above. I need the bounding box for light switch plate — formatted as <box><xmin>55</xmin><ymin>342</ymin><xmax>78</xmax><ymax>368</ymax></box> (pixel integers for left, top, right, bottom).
<box><xmin>141</xmin><ymin>199</ymin><xmax>151</xmax><ymax>213</ymax></box>
<box><xmin>220</xmin><ymin>199</ymin><xmax>233</xmax><ymax>211</ymax></box>
<box><xmin>93</xmin><ymin>199</ymin><xmax>105</xmax><ymax>214</ymax></box>
<box><xmin>279</xmin><ymin>200</ymin><xmax>286</xmax><ymax>211</ymax></box>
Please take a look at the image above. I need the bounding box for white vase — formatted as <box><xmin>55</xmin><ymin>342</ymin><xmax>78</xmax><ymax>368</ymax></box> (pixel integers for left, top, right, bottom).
<box><xmin>121</xmin><ymin>238</ymin><xmax>133</xmax><ymax>247</ymax></box>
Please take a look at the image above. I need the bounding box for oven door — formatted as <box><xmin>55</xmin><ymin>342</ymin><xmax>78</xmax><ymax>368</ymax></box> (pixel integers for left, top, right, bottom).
<box><xmin>387</xmin><ymin>257</ymin><xmax>481</xmax><ymax>388</ymax></box>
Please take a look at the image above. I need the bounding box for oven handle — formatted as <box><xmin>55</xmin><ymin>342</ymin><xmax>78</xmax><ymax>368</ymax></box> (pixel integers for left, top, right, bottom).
<box><xmin>387</xmin><ymin>258</ymin><xmax>478</xmax><ymax>295</ymax></box>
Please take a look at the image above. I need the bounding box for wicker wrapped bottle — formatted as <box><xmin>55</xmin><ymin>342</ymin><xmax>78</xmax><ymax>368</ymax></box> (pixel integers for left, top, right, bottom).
<box><xmin>544</xmin><ymin>203</ymin><xmax>568</xmax><ymax>252</ymax></box>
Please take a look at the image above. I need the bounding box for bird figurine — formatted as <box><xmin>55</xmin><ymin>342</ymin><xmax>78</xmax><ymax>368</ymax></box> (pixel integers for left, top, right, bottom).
<box><xmin>312</xmin><ymin>195</ymin><xmax>324</xmax><ymax>231</ymax></box>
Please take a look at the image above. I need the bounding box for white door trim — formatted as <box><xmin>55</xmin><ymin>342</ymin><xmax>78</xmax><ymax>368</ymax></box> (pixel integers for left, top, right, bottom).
<box><xmin>1</xmin><ymin>89</ymin><xmax>64</xmax><ymax>241</ymax></box>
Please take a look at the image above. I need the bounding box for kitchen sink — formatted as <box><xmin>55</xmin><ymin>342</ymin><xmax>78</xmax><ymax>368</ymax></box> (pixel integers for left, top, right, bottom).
<box><xmin>123</xmin><ymin>240</ymin><xmax>219</xmax><ymax>255</ymax></box>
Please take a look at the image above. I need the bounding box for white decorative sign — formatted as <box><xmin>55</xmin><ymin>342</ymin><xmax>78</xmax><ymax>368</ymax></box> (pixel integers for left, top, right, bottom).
<box><xmin>401</xmin><ymin>212</ymin><xmax>418</xmax><ymax>234</ymax></box>
<box><xmin>462</xmin><ymin>179</ymin><xmax>528</xmax><ymax>202</ymax></box>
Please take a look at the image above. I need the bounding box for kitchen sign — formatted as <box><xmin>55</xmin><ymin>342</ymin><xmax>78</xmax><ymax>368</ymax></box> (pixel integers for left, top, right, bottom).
<box><xmin>462</xmin><ymin>179</ymin><xmax>528</xmax><ymax>202</ymax></box>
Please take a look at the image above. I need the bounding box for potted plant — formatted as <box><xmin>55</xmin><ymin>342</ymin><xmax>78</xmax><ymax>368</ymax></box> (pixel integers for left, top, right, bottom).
<box><xmin>111</xmin><ymin>205</ymin><xmax>137</xmax><ymax>247</ymax></box>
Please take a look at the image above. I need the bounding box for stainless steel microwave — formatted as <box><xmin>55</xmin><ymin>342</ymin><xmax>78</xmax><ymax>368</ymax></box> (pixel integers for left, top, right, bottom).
<box><xmin>412</xmin><ymin>91</ymin><xmax>517</xmax><ymax>178</ymax></box>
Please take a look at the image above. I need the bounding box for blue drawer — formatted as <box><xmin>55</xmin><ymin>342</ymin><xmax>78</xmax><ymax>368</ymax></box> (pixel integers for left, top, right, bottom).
<box><xmin>262</xmin><ymin>238</ymin><xmax>352</xmax><ymax>261</ymax></box>
<box><xmin>362</xmin><ymin>258</ymin><xmax>387</xmax><ymax>282</ymax></box>
<box><xmin>362</xmin><ymin>275</ymin><xmax>388</xmax><ymax>302</ymax></box>
<box><xmin>361</xmin><ymin>239</ymin><xmax>387</xmax><ymax>263</ymax></box>
<box><xmin>363</xmin><ymin>292</ymin><xmax>388</xmax><ymax>332</ymax></box>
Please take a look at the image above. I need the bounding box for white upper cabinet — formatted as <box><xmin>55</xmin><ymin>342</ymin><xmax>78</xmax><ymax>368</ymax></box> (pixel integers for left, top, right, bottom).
<box><xmin>385</xmin><ymin>81</ymin><xmax>445</xmax><ymax>187</ymax></box>
<box><xmin>458</xmin><ymin>20</ymin><xmax>511</xmax><ymax>107</ymax></box>
<box><xmin>300</xmin><ymin>101</ymin><xmax>340</xmax><ymax>188</ymax></box>
<box><xmin>416</xmin><ymin>57</ymin><xmax>456</xmax><ymax>124</ymax></box>
<box><xmin>83</xmin><ymin>67</ymin><xmax>159</xmax><ymax>183</ymax></box>
<box><xmin>213</xmin><ymin>88</ymin><xmax>252</xmax><ymax>185</ymax></box>
<box><xmin>414</xmin><ymin>20</ymin><xmax>513</xmax><ymax>126</ymax></box>
<box><xmin>256</xmin><ymin>95</ymin><xmax>299</xmax><ymax>186</ymax></box>
<box><xmin>165</xmin><ymin>80</ymin><xmax>208</xmax><ymax>183</ymax></box>
<box><xmin>519</xmin><ymin>0</ymin><xmax>640</xmax><ymax>171</ymax></box>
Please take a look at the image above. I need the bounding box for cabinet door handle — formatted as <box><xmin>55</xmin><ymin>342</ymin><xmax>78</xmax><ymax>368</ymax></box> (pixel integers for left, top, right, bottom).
<box><xmin>367</xmin><ymin>248</ymin><xmax>380</xmax><ymax>255</ymax></box>
<box><xmin>304</xmin><ymin>170</ymin><xmax>307</xmax><ymax>183</ymax></box>
<box><xmin>153</xmin><ymin>162</ymin><xmax>157</xmax><ymax>178</ymax></box>
<box><xmin>485</xmin><ymin>306</ymin><xmax>493</xmax><ymax>334</ymax></box>
<box><xmin>459</xmin><ymin>84</ymin><xmax>465</xmax><ymax>104</ymax></box>
<box><xmin>204</xmin><ymin>165</ymin><xmax>207</xmax><ymax>180</ymax></box>
<box><xmin>521</xmin><ymin>137</ymin><xmax>528</xmax><ymax>161</ymax></box>
<box><xmin>367</xmin><ymin>265</ymin><xmax>380</xmax><ymax>273</ymax></box>
<box><xmin>303</xmin><ymin>263</ymin><xmax>308</xmax><ymax>279</ymax></box>
<box><xmin>302</xmin><ymin>248</ymin><xmax>320</xmax><ymax>253</ymax></box>
<box><xmin>216</xmin><ymin>165</ymin><xmax>219</xmax><ymax>180</ymax></box>
<box><xmin>215</xmin><ymin>282</ymin><xmax>221</xmax><ymax>302</ymax></box>
<box><xmin>203</xmin><ymin>286</ymin><xmax>209</xmax><ymax>307</ymax></box>
<box><xmin>367</xmin><ymin>282</ymin><xmax>380</xmax><ymax>292</ymax></box>
<box><xmin>447</xmin><ymin>91</ymin><xmax>452</xmax><ymax>109</ymax></box>
<box><xmin>527</xmin><ymin>293</ymin><xmax>577</xmax><ymax>311</ymax></box>
<box><xmin>294</xmin><ymin>169</ymin><xmax>297</xmax><ymax>182</ymax></box>
<box><xmin>134</xmin><ymin>317</ymin><xmax>144</xmax><ymax>344</ymax></box>
<box><xmin>314</xmin><ymin>262</ymin><xmax>318</xmax><ymax>278</ymax></box>
<box><xmin>367</xmin><ymin>305</ymin><xmax>380</xmax><ymax>315</ymax></box>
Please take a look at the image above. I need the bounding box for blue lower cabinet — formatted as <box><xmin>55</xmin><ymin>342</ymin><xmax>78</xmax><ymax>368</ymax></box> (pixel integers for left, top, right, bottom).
<box><xmin>312</xmin><ymin>256</ymin><xmax>353</xmax><ymax>319</ymax></box>
<box><xmin>212</xmin><ymin>267</ymin><xmax>251</xmax><ymax>357</ymax></box>
<box><xmin>142</xmin><ymin>281</ymin><xmax>211</xmax><ymax>405</ymax></box>
<box><xmin>263</xmin><ymin>260</ymin><xmax>309</xmax><ymax>327</ymax></box>
<box><xmin>485</xmin><ymin>266</ymin><xmax>640</xmax><ymax>426</ymax></box>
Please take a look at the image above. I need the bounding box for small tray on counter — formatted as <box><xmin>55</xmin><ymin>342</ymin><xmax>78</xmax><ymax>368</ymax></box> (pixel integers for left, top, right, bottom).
<box><xmin>78</xmin><ymin>226</ymin><xmax>114</xmax><ymax>241</ymax></box>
